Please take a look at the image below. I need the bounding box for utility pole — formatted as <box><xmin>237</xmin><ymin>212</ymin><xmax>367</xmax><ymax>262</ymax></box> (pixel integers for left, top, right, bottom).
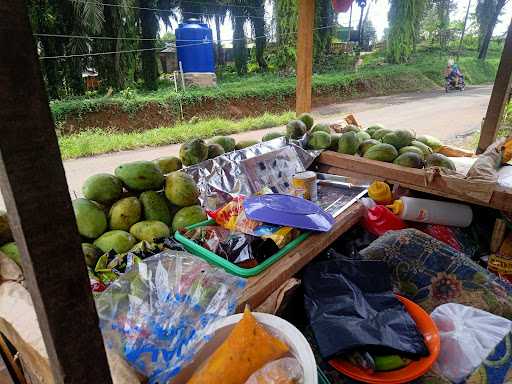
<box><xmin>347</xmin><ymin>4</ymin><xmax>353</xmax><ymax>42</ymax></box>
<box><xmin>457</xmin><ymin>0</ymin><xmax>472</xmax><ymax>61</ymax></box>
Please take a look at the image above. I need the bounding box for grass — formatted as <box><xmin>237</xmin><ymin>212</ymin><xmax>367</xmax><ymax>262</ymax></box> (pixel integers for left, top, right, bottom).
<box><xmin>59</xmin><ymin>111</ymin><xmax>294</xmax><ymax>159</ymax></box>
<box><xmin>55</xmin><ymin>48</ymin><xmax>502</xmax><ymax>158</ymax></box>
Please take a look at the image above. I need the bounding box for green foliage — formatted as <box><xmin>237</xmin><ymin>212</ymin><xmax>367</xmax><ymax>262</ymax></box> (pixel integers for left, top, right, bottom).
<box><xmin>59</xmin><ymin>112</ymin><xmax>294</xmax><ymax>159</ymax></box>
<box><xmin>388</xmin><ymin>0</ymin><xmax>426</xmax><ymax>63</ymax></box>
<box><xmin>273</xmin><ymin>0</ymin><xmax>298</xmax><ymax>72</ymax></box>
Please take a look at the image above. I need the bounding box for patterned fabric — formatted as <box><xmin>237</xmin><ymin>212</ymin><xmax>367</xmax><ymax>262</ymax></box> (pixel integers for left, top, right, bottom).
<box><xmin>466</xmin><ymin>333</ymin><xmax>512</xmax><ymax>384</ymax></box>
<box><xmin>358</xmin><ymin>229</ymin><xmax>512</xmax><ymax>319</ymax></box>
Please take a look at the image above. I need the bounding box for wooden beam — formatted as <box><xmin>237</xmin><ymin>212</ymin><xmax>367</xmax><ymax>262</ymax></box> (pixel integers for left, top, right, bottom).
<box><xmin>318</xmin><ymin>151</ymin><xmax>512</xmax><ymax>212</ymax></box>
<box><xmin>478</xmin><ymin>17</ymin><xmax>512</xmax><ymax>154</ymax></box>
<box><xmin>0</xmin><ymin>2</ymin><xmax>112</xmax><ymax>383</ymax></box>
<box><xmin>296</xmin><ymin>0</ymin><xmax>315</xmax><ymax>115</ymax></box>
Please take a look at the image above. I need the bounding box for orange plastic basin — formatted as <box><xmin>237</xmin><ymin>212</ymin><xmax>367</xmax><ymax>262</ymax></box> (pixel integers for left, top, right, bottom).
<box><xmin>329</xmin><ymin>295</ymin><xmax>441</xmax><ymax>384</ymax></box>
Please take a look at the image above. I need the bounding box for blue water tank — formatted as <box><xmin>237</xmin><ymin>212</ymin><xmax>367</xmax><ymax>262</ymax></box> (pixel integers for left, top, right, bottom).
<box><xmin>176</xmin><ymin>19</ymin><xmax>215</xmax><ymax>73</ymax></box>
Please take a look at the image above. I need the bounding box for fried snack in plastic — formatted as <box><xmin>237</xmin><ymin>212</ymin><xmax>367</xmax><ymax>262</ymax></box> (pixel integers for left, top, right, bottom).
<box><xmin>244</xmin><ymin>357</ymin><xmax>303</xmax><ymax>384</ymax></box>
<box><xmin>187</xmin><ymin>307</ymin><xmax>289</xmax><ymax>384</ymax></box>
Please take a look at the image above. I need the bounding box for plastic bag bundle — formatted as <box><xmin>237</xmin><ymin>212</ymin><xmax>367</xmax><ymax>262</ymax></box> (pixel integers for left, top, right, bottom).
<box><xmin>244</xmin><ymin>357</ymin><xmax>304</xmax><ymax>384</ymax></box>
<box><xmin>95</xmin><ymin>251</ymin><xmax>246</xmax><ymax>383</ymax></box>
<box><xmin>431</xmin><ymin>303</ymin><xmax>512</xmax><ymax>383</ymax></box>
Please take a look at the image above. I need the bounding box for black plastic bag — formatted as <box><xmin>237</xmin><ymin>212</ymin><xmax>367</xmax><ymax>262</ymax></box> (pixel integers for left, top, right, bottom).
<box><xmin>303</xmin><ymin>258</ymin><xmax>429</xmax><ymax>360</ymax></box>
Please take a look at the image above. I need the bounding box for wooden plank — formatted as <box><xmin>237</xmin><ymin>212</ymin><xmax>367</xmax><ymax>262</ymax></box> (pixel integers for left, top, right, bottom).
<box><xmin>238</xmin><ymin>203</ymin><xmax>365</xmax><ymax>310</ymax></box>
<box><xmin>0</xmin><ymin>334</ymin><xmax>25</xmax><ymax>384</ymax></box>
<box><xmin>478</xmin><ymin>18</ymin><xmax>512</xmax><ymax>154</ymax></box>
<box><xmin>0</xmin><ymin>3</ymin><xmax>112</xmax><ymax>383</ymax></box>
<box><xmin>295</xmin><ymin>0</ymin><xmax>315</xmax><ymax>115</ymax></box>
<box><xmin>317</xmin><ymin>151</ymin><xmax>512</xmax><ymax>212</ymax></box>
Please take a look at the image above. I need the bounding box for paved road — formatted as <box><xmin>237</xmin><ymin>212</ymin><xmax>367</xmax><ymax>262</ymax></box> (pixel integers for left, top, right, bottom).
<box><xmin>18</xmin><ymin>85</ymin><xmax>488</xmax><ymax>203</ymax></box>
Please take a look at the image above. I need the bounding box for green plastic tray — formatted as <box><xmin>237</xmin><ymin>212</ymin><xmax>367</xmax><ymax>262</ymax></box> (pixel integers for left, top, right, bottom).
<box><xmin>175</xmin><ymin>219</ymin><xmax>310</xmax><ymax>277</ymax></box>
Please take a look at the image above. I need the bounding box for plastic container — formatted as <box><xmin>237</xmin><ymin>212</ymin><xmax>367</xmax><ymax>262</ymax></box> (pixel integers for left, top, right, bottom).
<box><xmin>329</xmin><ymin>295</ymin><xmax>441</xmax><ymax>384</ymax></box>
<box><xmin>172</xmin><ymin>312</ymin><xmax>318</xmax><ymax>384</ymax></box>
<box><xmin>174</xmin><ymin>220</ymin><xmax>310</xmax><ymax>277</ymax></box>
<box><xmin>176</xmin><ymin>19</ymin><xmax>215</xmax><ymax>73</ymax></box>
<box><xmin>387</xmin><ymin>196</ymin><xmax>473</xmax><ymax>227</ymax></box>
<box><xmin>362</xmin><ymin>205</ymin><xmax>407</xmax><ymax>236</ymax></box>
<box><xmin>243</xmin><ymin>194</ymin><xmax>335</xmax><ymax>232</ymax></box>
<box><xmin>368</xmin><ymin>181</ymin><xmax>393</xmax><ymax>205</ymax></box>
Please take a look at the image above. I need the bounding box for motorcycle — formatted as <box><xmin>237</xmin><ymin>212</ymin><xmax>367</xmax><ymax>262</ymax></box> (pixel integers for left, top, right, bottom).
<box><xmin>445</xmin><ymin>76</ymin><xmax>465</xmax><ymax>92</ymax></box>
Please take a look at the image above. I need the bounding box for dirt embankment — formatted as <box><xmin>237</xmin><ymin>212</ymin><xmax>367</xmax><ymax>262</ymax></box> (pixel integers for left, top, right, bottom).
<box><xmin>59</xmin><ymin>74</ymin><xmax>435</xmax><ymax>135</ymax></box>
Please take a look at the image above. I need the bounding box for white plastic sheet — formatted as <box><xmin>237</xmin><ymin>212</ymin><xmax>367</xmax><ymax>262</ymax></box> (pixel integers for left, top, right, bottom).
<box><xmin>431</xmin><ymin>303</ymin><xmax>512</xmax><ymax>383</ymax></box>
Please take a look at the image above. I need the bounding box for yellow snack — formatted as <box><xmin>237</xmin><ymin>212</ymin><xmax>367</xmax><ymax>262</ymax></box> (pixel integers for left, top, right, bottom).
<box><xmin>502</xmin><ymin>138</ymin><xmax>512</xmax><ymax>164</ymax></box>
<box><xmin>187</xmin><ymin>307</ymin><xmax>289</xmax><ymax>384</ymax></box>
<box><xmin>368</xmin><ymin>181</ymin><xmax>392</xmax><ymax>204</ymax></box>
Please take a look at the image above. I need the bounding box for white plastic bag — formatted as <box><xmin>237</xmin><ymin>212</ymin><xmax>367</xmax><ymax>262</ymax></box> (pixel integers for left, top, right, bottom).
<box><xmin>431</xmin><ymin>303</ymin><xmax>512</xmax><ymax>383</ymax></box>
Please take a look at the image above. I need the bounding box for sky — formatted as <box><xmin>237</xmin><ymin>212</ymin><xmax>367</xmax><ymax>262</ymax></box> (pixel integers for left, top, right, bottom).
<box><xmin>163</xmin><ymin>0</ymin><xmax>512</xmax><ymax>42</ymax></box>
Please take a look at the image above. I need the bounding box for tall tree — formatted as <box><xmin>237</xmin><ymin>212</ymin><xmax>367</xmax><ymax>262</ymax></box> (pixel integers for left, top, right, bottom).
<box><xmin>477</xmin><ymin>0</ymin><xmax>508</xmax><ymax>59</ymax></box>
<box><xmin>476</xmin><ymin>0</ymin><xmax>498</xmax><ymax>49</ymax></box>
<box><xmin>387</xmin><ymin>0</ymin><xmax>427</xmax><ymax>63</ymax></box>
<box><xmin>274</xmin><ymin>0</ymin><xmax>298</xmax><ymax>71</ymax></box>
<box><xmin>248</xmin><ymin>0</ymin><xmax>268</xmax><ymax>70</ymax></box>
<box><xmin>139</xmin><ymin>0</ymin><xmax>159</xmax><ymax>90</ymax></box>
<box><xmin>428</xmin><ymin>0</ymin><xmax>452</xmax><ymax>49</ymax></box>
<box><xmin>314</xmin><ymin>0</ymin><xmax>336</xmax><ymax>58</ymax></box>
<box><xmin>232</xmin><ymin>8</ymin><xmax>248</xmax><ymax>74</ymax></box>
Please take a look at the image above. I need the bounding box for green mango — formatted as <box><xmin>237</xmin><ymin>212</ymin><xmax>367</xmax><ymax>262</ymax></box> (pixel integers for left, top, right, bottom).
<box><xmin>94</xmin><ymin>230</ymin><xmax>136</xmax><ymax>254</ymax></box>
<box><xmin>140</xmin><ymin>191</ymin><xmax>172</xmax><ymax>226</ymax></box>
<box><xmin>235</xmin><ymin>140</ymin><xmax>259</xmax><ymax>150</ymax></box>
<box><xmin>82</xmin><ymin>243</ymin><xmax>101</xmax><ymax>268</ymax></box>
<box><xmin>153</xmin><ymin>156</ymin><xmax>182</xmax><ymax>174</ymax></box>
<box><xmin>115</xmin><ymin>161</ymin><xmax>164</xmax><ymax>191</ymax></box>
<box><xmin>207</xmin><ymin>143</ymin><xmax>225</xmax><ymax>159</ymax></box>
<box><xmin>297</xmin><ymin>113</ymin><xmax>314</xmax><ymax>129</ymax></box>
<box><xmin>82</xmin><ymin>173</ymin><xmax>123</xmax><ymax>204</ymax></box>
<box><xmin>130</xmin><ymin>220</ymin><xmax>170</xmax><ymax>242</ymax></box>
<box><xmin>109</xmin><ymin>197</ymin><xmax>142</xmax><ymax>231</ymax></box>
<box><xmin>172</xmin><ymin>205</ymin><xmax>207</xmax><ymax>233</ymax></box>
<box><xmin>0</xmin><ymin>242</ymin><xmax>20</xmax><ymax>266</ymax></box>
<box><xmin>0</xmin><ymin>210</ymin><xmax>12</xmax><ymax>246</ymax></box>
<box><xmin>209</xmin><ymin>136</ymin><xmax>236</xmax><ymax>152</ymax></box>
<box><xmin>262</xmin><ymin>132</ymin><xmax>285</xmax><ymax>142</ymax></box>
<box><xmin>73</xmin><ymin>198</ymin><xmax>108</xmax><ymax>239</ymax></box>
<box><xmin>165</xmin><ymin>171</ymin><xmax>200</xmax><ymax>207</ymax></box>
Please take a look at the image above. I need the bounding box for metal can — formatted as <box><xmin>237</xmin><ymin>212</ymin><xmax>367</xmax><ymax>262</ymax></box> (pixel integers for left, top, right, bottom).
<box><xmin>292</xmin><ymin>171</ymin><xmax>318</xmax><ymax>201</ymax></box>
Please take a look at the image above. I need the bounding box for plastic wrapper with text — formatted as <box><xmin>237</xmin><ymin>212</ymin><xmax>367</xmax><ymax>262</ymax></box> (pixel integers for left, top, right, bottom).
<box><xmin>95</xmin><ymin>251</ymin><xmax>246</xmax><ymax>384</ymax></box>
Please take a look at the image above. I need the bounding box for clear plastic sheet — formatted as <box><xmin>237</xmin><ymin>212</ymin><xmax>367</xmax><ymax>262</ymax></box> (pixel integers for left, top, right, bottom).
<box><xmin>244</xmin><ymin>357</ymin><xmax>304</xmax><ymax>384</ymax></box>
<box><xmin>431</xmin><ymin>303</ymin><xmax>512</xmax><ymax>383</ymax></box>
<box><xmin>95</xmin><ymin>251</ymin><xmax>246</xmax><ymax>383</ymax></box>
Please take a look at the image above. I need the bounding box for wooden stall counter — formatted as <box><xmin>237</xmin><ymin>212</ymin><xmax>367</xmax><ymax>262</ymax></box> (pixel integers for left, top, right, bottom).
<box><xmin>318</xmin><ymin>151</ymin><xmax>512</xmax><ymax>213</ymax></box>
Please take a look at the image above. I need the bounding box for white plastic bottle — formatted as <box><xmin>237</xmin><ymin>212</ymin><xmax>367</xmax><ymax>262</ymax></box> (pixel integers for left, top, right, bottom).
<box><xmin>387</xmin><ymin>196</ymin><xmax>473</xmax><ymax>227</ymax></box>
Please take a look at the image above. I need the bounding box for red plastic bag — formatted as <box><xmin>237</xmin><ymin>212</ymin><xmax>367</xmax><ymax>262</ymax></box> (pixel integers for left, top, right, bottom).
<box><xmin>411</xmin><ymin>223</ymin><xmax>463</xmax><ymax>252</ymax></box>
<box><xmin>362</xmin><ymin>205</ymin><xmax>406</xmax><ymax>236</ymax></box>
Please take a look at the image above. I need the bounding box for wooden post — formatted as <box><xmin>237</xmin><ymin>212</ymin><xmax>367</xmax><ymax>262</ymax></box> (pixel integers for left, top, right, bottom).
<box><xmin>296</xmin><ymin>0</ymin><xmax>315</xmax><ymax>115</ymax></box>
<box><xmin>0</xmin><ymin>2</ymin><xmax>113</xmax><ymax>383</ymax></box>
<box><xmin>478</xmin><ymin>18</ymin><xmax>512</xmax><ymax>154</ymax></box>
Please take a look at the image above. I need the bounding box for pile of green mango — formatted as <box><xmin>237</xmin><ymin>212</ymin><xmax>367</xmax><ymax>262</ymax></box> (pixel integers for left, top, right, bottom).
<box><xmin>74</xmin><ymin>157</ymin><xmax>207</xmax><ymax>274</ymax></box>
<box><xmin>333</xmin><ymin>123</ymin><xmax>455</xmax><ymax>171</ymax></box>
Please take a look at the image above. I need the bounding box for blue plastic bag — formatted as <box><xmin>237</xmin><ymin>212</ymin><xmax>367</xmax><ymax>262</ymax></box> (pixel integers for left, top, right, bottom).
<box><xmin>95</xmin><ymin>251</ymin><xmax>246</xmax><ymax>383</ymax></box>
